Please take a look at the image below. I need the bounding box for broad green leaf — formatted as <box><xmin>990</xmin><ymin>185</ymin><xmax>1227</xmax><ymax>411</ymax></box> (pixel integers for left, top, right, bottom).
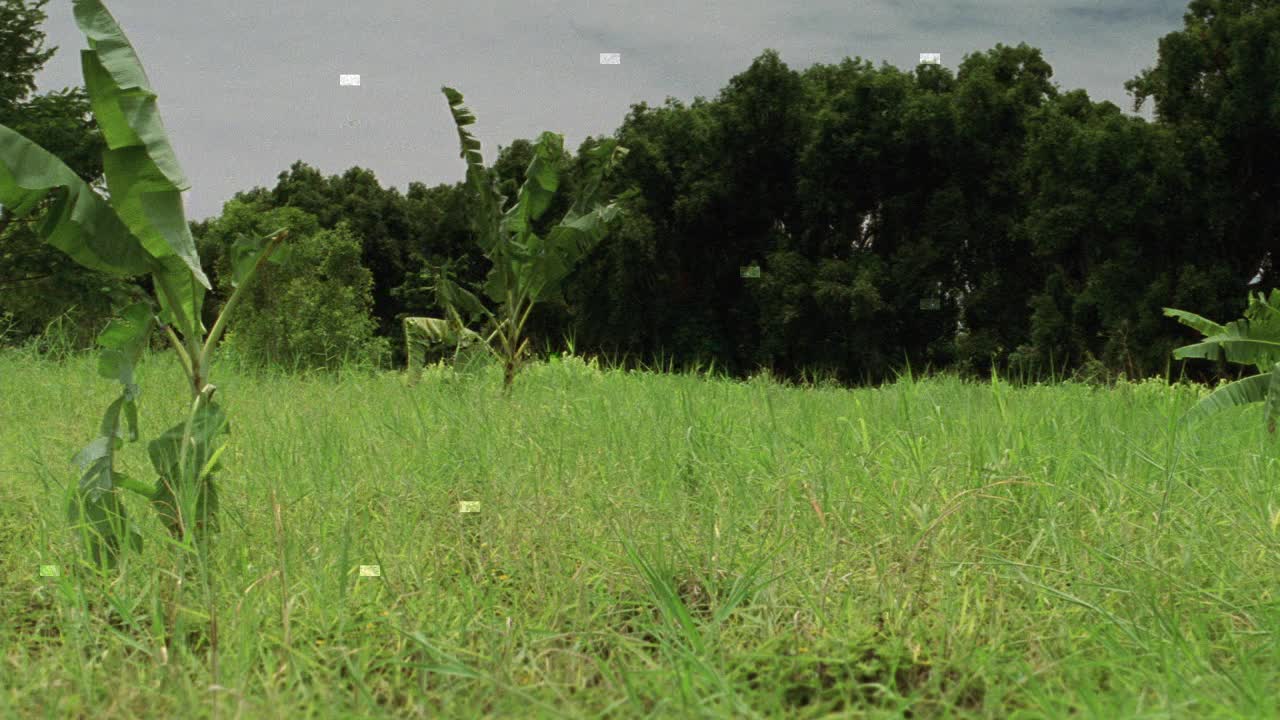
<box><xmin>148</xmin><ymin>401</ymin><xmax>228</xmax><ymax>538</ymax></box>
<box><xmin>1170</xmin><ymin>339</ymin><xmax>1225</xmax><ymax>363</ymax></box>
<box><xmin>1169</xmin><ymin>292</ymin><xmax>1280</xmax><ymax>371</ymax></box>
<box><xmin>404</xmin><ymin>316</ymin><xmax>485</xmax><ymax>382</ymax></box>
<box><xmin>1170</xmin><ymin>291</ymin><xmax>1280</xmax><ymax>437</ymax></box>
<box><xmin>97</xmin><ymin>302</ymin><xmax>154</xmax><ymax>386</ymax></box>
<box><xmin>568</xmin><ymin>137</ymin><xmax>629</xmax><ymax>217</ymax></box>
<box><xmin>1175</xmin><ymin>321</ymin><xmax>1280</xmax><ymax>369</ymax></box>
<box><xmin>1183</xmin><ymin>373</ymin><xmax>1272</xmax><ymax>425</ymax></box>
<box><xmin>1266</xmin><ymin>362</ymin><xmax>1280</xmax><ymax>435</ymax></box>
<box><xmin>482</xmin><ymin>234</ymin><xmax>537</xmax><ymax>303</ymax></box>
<box><xmin>66</xmin><ymin>482</ymin><xmax>141</xmax><ymax>569</ymax></box>
<box><xmin>435</xmin><ymin>276</ymin><xmax>492</xmax><ymax>326</ymax></box>
<box><xmin>73</xmin><ymin>434</ymin><xmax>117</xmax><ymax>485</ymax></box>
<box><xmin>67</xmin><ymin>395</ymin><xmax>142</xmax><ymax>567</ymax></box>
<box><xmin>1250</xmin><ymin>290</ymin><xmax>1280</xmax><ymax>322</ymax></box>
<box><xmin>532</xmin><ymin>201</ymin><xmax>626</xmax><ymax>301</ymax></box>
<box><xmin>74</xmin><ymin>0</ymin><xmax>211</xmax><ymax>328</ymax></box>
<box><xmin>147</xmin><ymin>401</ymin><xmax>228</xmax><ymax>486</ymax></box>
<box><xmin>150</xmin><ymin>252</ymin><xmax>205</xmax><ymax>333</ymax></box>
<box><xmin>0</xmin><ymin>124</ymin><xmax>152</xmax><ymax>276</ymax></box>
<box><xmin>403</xmin><ymin>317</ymin><xmax>482</xmax><ymax>348</ymax></box>
<box><xmin>1162</xmin><ymin>307</ymin><xmax>1225</xmax><ymax>337</ymax></box>
<box><xmin>517</xmin><ymin>137</ymin><xmax>631</xmax><ymax>301</ymax></box>
<box><xmin>501</xmin><ymin>132</ymin><xmax>562</xmax><ymax>237</ymax></box>
<box><xmin>488</xmin><ymin>142</ymin><xmax>629</xmax><ymax>304</ymax></box>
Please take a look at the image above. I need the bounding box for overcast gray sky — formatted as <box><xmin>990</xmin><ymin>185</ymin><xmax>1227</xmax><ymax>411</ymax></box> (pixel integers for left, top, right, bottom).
<box><xmin>31</xmin><ymin>0</ymin><xmax>1188</xmax><ymax>220</ymax></box>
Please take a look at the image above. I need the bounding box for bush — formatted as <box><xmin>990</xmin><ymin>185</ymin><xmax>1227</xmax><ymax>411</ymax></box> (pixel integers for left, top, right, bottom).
<box><xmin>220</xmin><ymin>221</ymin><xmax>388</xmax><ymax>371</ymax></box>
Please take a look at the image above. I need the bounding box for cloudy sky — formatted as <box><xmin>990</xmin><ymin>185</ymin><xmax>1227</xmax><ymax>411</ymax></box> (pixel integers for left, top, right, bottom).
<box><xmin>30</xmin><ymin>0</ymin><xmax>1189</xmax><ymax>220</ymax></box>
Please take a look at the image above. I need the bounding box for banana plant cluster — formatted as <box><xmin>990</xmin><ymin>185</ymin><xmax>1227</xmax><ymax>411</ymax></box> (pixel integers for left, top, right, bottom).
<box><xmin>1165</xmin><ymin>288</ymin><xmax>1280</xmax><ymax>435</ymax></box>
<box><xmin>0</xmin><ymin>0</ymin><xmax>290</xmax><ymax>567</ymax></box>
<box><xmin>434</xmin><ymin>86</ymin><xmax>636</xmax><ymax>392</ymax></box>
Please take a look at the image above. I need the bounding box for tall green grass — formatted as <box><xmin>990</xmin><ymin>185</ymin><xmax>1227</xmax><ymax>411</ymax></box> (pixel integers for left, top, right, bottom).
<box><xmin>1</xmin><ymin>349</ymin><xmax>1277</xmax><ymax>718</ymax></box>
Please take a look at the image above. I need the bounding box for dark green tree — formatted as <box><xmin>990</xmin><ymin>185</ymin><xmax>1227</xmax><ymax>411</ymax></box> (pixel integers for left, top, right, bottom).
<box><xmin>0</xmin><ymin>0</ymin><xmax>54</xmax><ymax>112</ymax></box>
<box><xmin>705</xmin><ymin>49</ymin><xmax>812</xmax><ymax>372</ymax></box>
<box><xmin>260</xmin><ymin>162</ymin><xmax>415</xmax><ymax>339</ymax></box>
<box><xmin>563</xmin><ymin>96</ymin><xmax>723</xmax><ymax>367</ymax></box>
<box><xmin>948</xmin><ymin>43</ymin><xmax>1058</xmax><ymax>372</ymax></box>
<box><xmin>786</xmin><ymin>57</ymin><xmax>962</xmax><ymax>380</ymax></box>
<box><xmin>1019</xmin><ymin>90</ymin><xmax>1218</xmax><ymax>378</ymax></box>
<box><xmin>1126</xmin><ymin>0</ymin><xmax>1277</xmax><ymax>310</ymax></box>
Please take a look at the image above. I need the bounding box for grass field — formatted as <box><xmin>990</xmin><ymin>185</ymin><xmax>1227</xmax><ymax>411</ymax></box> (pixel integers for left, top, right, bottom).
<box><xmin>2</xmin><ymin>348</ymin><xmax>1278</xmax><ymax>718</ymax></box>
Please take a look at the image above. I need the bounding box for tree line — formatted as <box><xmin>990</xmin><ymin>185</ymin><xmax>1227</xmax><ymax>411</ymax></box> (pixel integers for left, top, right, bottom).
<box><xmin>2</xmin><ymin>0</ymin><xmax>1275</xmax><ymax>383</ymax></box>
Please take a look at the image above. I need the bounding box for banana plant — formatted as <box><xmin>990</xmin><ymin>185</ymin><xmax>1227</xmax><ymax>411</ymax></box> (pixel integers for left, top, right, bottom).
<box><xmin>0</xmin><ymin>0</ymin><xmax>291</xmax><ymax>567</ymax></box>
<box><xmin>434</xmin><ymin>86</ymin><xmax>636</xmax><ymax>392</ymax></box>
<box><xmin>1164</xmin><ymin>288</ymin><xmax>1280</xmax><ymax>435</ymax></box>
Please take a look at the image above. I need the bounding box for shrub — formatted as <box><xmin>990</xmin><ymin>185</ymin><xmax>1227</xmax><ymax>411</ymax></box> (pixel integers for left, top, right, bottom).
<box><xmin>221</xmin><ymin>222</ymin><xmax>387</xmax><ymax>371</ymax></box>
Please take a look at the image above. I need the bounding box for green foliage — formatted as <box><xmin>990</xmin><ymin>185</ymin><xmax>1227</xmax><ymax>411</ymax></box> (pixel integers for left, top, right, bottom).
<box><xmin>221</xmin><ymin>222</ymin><xmax>386</xmax><ymax>371</ymax></box>
<box><xmin>0</xmin><ymin>2</ymin><xmax>123</xmax><ymax>349</ymax></box>
<box><xmin>1166</xmin><ymin>289</ymin><xmax>1280</xmax><ymax>434</ymax></box>
<box><xmin>1127</xmin><ymin>0</ymin><xmax>1277</xmax><ymax>317</ymax></box>
<box><xmin>434</xmin><ymin>86</ymin><xmax>632</xmax><ymax>392</ymax></box>
<box><xmin>254</xmin><ymin>162</ymin><xmax>415</xmax><ymax>338</ymax></box>
<box><xmin>192</xmin><ymin>199</ymin><xmax>318</xmax><ymax>324</ymax></box>
<box><xmin>0</xmin><ymin>0</ymin><xmax>55</xmax><ymax>110</ymax></box>
<box><xmin>9</xmin><ymin>19</ymin><xmax>1273</xmax><ymax>394</ymax></box>
<box><xmin>403</xmin><ymin>315</ymin><xmax>486</xmax><ymax>385</ymax></box>
<box><xmin>148</xmin><ymin>396</ymin><xmax>227</xmax><ymax>539</ymax></box>
<box><xmin>65</xmin><ymin>302</ymin><xmax>151</xmax><ymax>565</ymax></box>
<box><xmin>0</xmin><ymin>53</ymin><xmax>131</xmax><ymax>351</ymax></box>
<box><xmin>0</xmin><ymin>0</ymin><xmax>290</xmax><ymax>571</ymax></box>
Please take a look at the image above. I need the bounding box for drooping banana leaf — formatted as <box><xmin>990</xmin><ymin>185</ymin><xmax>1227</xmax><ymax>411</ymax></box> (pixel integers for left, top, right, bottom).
<box><xmin>532</xmin><ymin>200</ymin><xmax>626</xmax><ymax>300</ymax></box>
<box><xmin>74</xmin><ymin>0</ymin><xmax>210</xmax><ymax>334</ymax></box>
<box><xmin>1162</xmin><ymin>308</ymin><xmax>1225</xmax><ymax>339</ymax></box>
<box><xmin>404</xmin><ymin>316</ymin><xmax>486</xmax><ymax>384</ymax></box>
<box><xmin>1166</xmin><ymin>293</ymin><xmax>1280</xmax><ymax>373</ymax></box>
<box><xmin>0</xmin><ymin>124</ymin><xmax>151</xmax><ymax>277</ymax></box>
<box><xmin>435</xmin><ymin>276</ymin><xmax>493</xmax><ymax>327</ymax></box>
<box><xmin>524</xmin><ymin>137</ymin><xmax>632</xmax><ymax>303</ymax></box>
<box><xmin>1166</xmin><ymin>289</ymin><xmax>1280</xmax><ymax>434</ymax></box>
<box><xmin>1182</xmin><ymin>370</ymin><xmax>1276</xmax><ymax>427</ymax></box>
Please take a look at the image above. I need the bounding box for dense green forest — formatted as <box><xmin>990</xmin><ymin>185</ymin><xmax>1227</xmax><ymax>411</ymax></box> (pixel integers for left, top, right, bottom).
<box><xmin>1</xmin><ymin>0</ymin><xmax>1275</xmax><ymax>384</ymax></box>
